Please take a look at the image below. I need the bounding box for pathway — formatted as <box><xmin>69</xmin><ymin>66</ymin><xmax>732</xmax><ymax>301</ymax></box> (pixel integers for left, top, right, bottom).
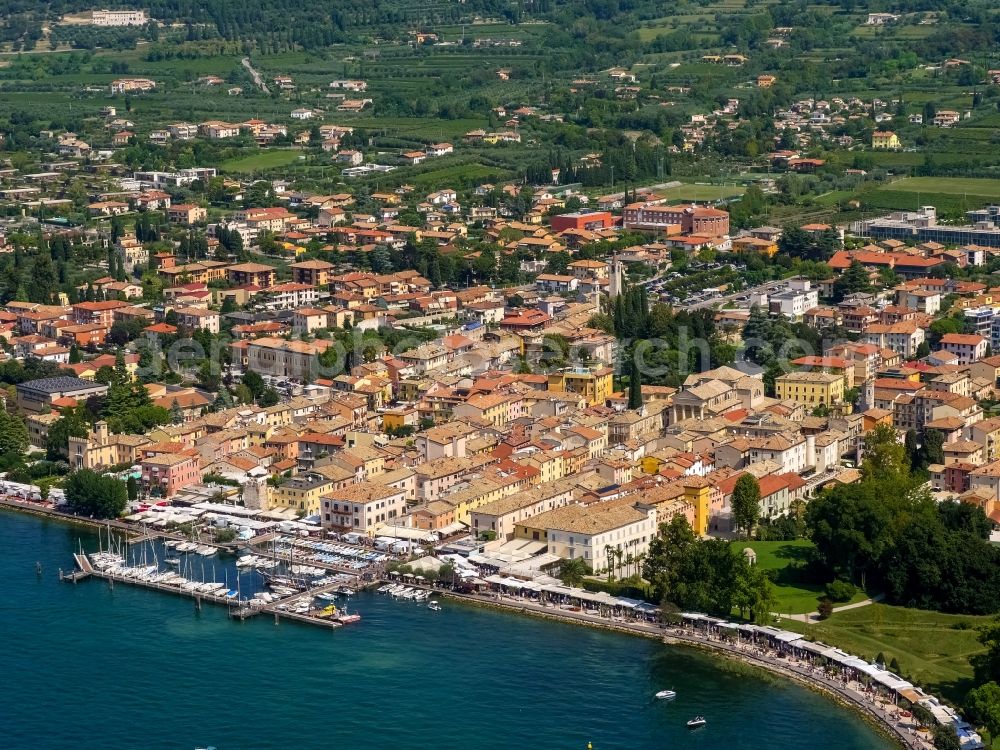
<box><xmin>241</xmin><ymin>57</ymin><xmax>269</xmax><ymax>93</ymax></box>
<box><xmin>779</xmin><ymin>594</ymin><xmax>884</xmax><ymax>623</ymax></box>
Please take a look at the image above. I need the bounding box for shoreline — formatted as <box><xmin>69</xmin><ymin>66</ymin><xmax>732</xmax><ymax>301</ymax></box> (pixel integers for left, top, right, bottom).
<box><xmin>430</xmin><ymin>590</ymin><xmax>922</xmax><ymax>749</ymax></box>
<box><xmin>1</xmin><ymin>499</ymin><xmax>922</xmax><ymax>749</ymax></box>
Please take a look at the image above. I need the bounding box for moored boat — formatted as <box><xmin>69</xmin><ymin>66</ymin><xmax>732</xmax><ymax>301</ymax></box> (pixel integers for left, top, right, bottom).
<box><xmin>655</xmin><ymin>690</ymin><xmax>677</xmax><ymax>700</ymax></box>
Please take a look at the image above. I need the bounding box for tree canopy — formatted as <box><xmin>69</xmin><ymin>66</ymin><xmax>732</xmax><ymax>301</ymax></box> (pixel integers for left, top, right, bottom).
<box><xmin>65</xmin><ymin>469</ymin><xmax>128</xmax><ymax>519</ymax></box>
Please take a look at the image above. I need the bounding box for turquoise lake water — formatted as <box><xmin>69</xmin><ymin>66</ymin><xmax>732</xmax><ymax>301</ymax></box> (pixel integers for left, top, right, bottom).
<box><xmin>0</xmin><ymin>511</ymin><xmax>897</xmax><ymax>750</ymax></box>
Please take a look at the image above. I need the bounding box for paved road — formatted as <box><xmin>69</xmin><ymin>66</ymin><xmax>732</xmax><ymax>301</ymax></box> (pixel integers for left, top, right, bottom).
<box><xmin>242</xmin><ymin>57</ymin><xmax>270</xmax><ymax>93</ymax></box>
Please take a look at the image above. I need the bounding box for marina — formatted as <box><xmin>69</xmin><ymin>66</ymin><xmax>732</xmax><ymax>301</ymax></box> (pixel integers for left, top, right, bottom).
<box><xmin>63</xmin><ymin>525</ymin><xmax>369</xmax><ymax>630</ymax></box>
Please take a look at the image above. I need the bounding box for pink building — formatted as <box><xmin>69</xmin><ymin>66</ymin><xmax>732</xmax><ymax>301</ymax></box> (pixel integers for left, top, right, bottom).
<box><xmin>141</xmin><ymin>452</ymin><xmax>200</xmax><ymax>497</ymax></box>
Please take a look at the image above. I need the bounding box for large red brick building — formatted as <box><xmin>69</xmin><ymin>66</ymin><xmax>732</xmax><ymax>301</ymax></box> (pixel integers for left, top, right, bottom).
<box><xmin>622</xmin><ymin>203</ymin><xmax>729</xmax><ymax>236</ymax></box>
<box><xmin>550</xmin><ymin>211</ymin><xmax>615</xmax><ymax>232</ymax></box>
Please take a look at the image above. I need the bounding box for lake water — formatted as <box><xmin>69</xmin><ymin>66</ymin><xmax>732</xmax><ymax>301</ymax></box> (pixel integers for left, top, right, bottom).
<box><xmin>0</xmin><ymin>510</ymin><xmax>897</xmax><ymax>750</ymax></box>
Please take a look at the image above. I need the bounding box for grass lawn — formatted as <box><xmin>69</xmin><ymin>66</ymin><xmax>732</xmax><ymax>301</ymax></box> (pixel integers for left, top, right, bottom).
<box><xmin>780</xmin><ymin>604</ymin><xmax>990</xmax><ymax>704</ymax></box>
<box><xmin>661</xmin><ymin>183</ymin><xmax>745</xmax><ymax>202</ymax></box>
<box><xmin>220</xmin><ymin>150</ymin><xmax>304</xmax><ymax>173</ymax></box>
<box><xmin>729</xmin><ymin>540</ymin><xmax>865</xmax><ymax>615</ymax></box>
<box><xmin>884</xmin><ymin>176</ymin><xmax>1000</xmax><ymax>198</ymax></box>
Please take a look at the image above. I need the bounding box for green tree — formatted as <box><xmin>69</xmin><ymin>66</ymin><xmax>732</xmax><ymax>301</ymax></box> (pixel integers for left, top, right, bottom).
<box><xmin>628</xmin><ymin>356</ymin><xmax>642</xmax><ymax>410</ymax></box>
<box><xmin>735</xmin><ymin>562</ymin><xmax>776</xmax><ymax>623</ymax></box>
<box><xmin>965</xmin><ymin>681</ymin><xmax>1000</xmax><ymax>739</ymax></box>
<box><xmin>643</xmin><ymin>515</ymin><xmax>696</xmax><ymax>604</ymax></box>
<box><xmin>860</xmin><ymin>423</ymin><xmax>909</xmax><ymax>484</ymax></box>
<box><xmin>0</xmin><ymin>409</ymin><xmax>29</xmax><ymax>457</ymax></box>
<box><xmin>65</xmin><ymin>469</ymin><xmax>128</xmax><ymax>519</ymax></box>
<box><xmin>258</xmin><ymin>387</ymin><xmax>280</xmax><ymax>407</ymax></box>
<box><xmin>732</xmin><ymin>474</ymin><xmax>761</xmax><ymax>538</ymax></box>
<box><xmin>973</xmin><ymin>618</ymin><xmax>1000</xmax><ymax>685</ymax></box>
<box><xmin>559</xmin><ymin>557</ymin><xmax>590</xmax><ymax>587</ymax></box>
<box><xmin>243</xmin><ymin>370</ymin><xmax>265</xmax><ymax>399</ymax></box>
<box><xmin>126</xmin><ymin>475</ymin><xmax>138</xmax><ymax>503</ymax></box>
<box><xmin>932</xmin><ymin>724</ymin><xmax>961</xmax><ymax>750</ymax></box>
<box><xmin>46</xmin><ymin>408</ymin><xmax>89</xmax><ymax>460</ymax></box>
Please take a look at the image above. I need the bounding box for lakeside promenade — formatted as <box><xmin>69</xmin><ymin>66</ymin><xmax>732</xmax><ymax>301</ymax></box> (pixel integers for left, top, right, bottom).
<box><xmin>439</xmin><ymin>589</ymin><xmax>932</xmax><ymax>750</ymax></box>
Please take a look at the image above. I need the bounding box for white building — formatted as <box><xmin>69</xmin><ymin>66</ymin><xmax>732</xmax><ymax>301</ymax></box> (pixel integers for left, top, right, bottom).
<box><xmin>516</xmin><ymin>500</ymin><xmax>658</xmax><ymax>572</ymax></box>
<box><xmin>92</xmin><ymin>9</ymin><xmax>148</xmax><ymax>26</ymax></box>
<box><xmin>768</xmin><ymin>278</ymin><xmax>818</xmax><ymax>320</ymax></box>
<box><xmin>322</xmin><ymin>482</ymin><xmax>408</xmax><ymax>535</ymax></box>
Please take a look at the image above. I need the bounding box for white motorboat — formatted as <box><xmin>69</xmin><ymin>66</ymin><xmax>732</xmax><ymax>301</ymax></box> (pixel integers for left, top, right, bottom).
<box><xmin>655</xmin><ymin>690</ymin><xmax>677</xmax><ymax>700</ymax></box>
<box><xmin>427</xmin><ymin>601</ymin><xmax>441</xmax><ymax>611</ymax></box>
<box><xmin>686</xmin><ymin>717</ymin><xmax>706</xmax><ymax>729</ymax></box>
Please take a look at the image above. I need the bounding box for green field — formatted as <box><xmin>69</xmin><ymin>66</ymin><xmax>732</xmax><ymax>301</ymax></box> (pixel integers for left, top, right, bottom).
<box><xmin>781</xmin><ymin>605</ymin><xmax>990</xmax><ymax>704</ymax></box>
<box><xmin>406</xmin><ymin>162</ymin><xmax>511</xmax><ymax>190</ymax></box>
<box><xmin>730</xmin><ymin>540</ymin><xmax>867</xmax><ymax>615</ymax></box>
<box><xmin>884</xmin><ymin>177</ymin><xmax>1000</xmax><ymax>198</ymax></box>
<box><xmin>663</xmin><ymin>183</ymin><xmax>746</xmax><ymax>202</ymax></box>
<box><xmin>220</xmin><ymin>150</ymin><xmax>304</xmax><ymax>173</ymax></box>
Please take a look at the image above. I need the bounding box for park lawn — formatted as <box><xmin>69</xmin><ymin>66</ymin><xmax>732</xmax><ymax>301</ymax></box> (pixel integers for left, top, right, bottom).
<box><xmin>780</xmin><ymin>604</ymin><xmax>990</xmax><ymax>705</ymax></box>
<box><xmin>661</xmin><ymin>183</ymin><xmax>745</xmax><ymax>202</ymax></box>
<box><xmin>735</xmin><ymin>539</ymin><xmax>815</xmax><ymax>570</ymax></box>
<box><xmin>729</xmin><ymin>540</ymin><xmax>860</xmax><ymax>615</ymax></box>
<box><xmin>220</xmin><ymin>150</ymin><xmax>304</xmax><ymax>173</ymax></box>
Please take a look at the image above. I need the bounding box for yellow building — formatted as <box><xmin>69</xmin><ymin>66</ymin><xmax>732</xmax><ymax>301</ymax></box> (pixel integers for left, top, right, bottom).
<box><xmin>382</xmin><ymin>407</ymin><xmax>418</xmax><ymax>432</ymax></box>
<box><xmin>547</xmin><ymin>367</ymin><xmax>614</xmax><ymax>406</ymax></box>
<box><xmin>640</xmin><ymin>455</ymin><xmax>662</xmax><ymax>475</ymax></box>
<box><xmin>732</xmin><ymin>236</ymin><xmax>779</xmax><ymax>258</ymax></box>
<box><xmin>519</xmin><ymin>450</ymin><xmax>568</xmax><ymax>484</ymax></box>
<box><xmin>774</xmin><ymin>371</ymin><xmax>845</xmax><ymax>407</ymax></box>
<box><xmin>872</xmin><ymin>130</ymin><xmax>901</xmax><ymax>150</ymax></box>
<box><xmin>269</xmin><ymin>472</ymin><xmax>333</xmax><ymax>515</ymax></box>
<box><xmin>682</xmin><ymin>477</ymin><xmax>711</xmax><ymax>536</ymax></box>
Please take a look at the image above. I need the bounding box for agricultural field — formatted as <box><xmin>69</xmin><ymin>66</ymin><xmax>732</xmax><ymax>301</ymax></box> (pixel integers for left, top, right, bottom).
<box><xmin>853</xmin><ymin>177</ymin><xmax>1000</xmax><ymax>213</ymax></box>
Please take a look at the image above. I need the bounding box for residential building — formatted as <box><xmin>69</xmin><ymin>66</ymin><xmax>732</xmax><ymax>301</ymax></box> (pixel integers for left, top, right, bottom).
<box><xmin>774</xmin><ymin>371</ymin><xmax>846</xmax><ymax>408</ymax></box>
<box><xmin>322</xmin><ymin>482</ymin><xmax>408</xmax><ymax>534</ymax></box>
<box><xmin>939</xmin><ymin>333</ymin><xmax>988</xmax><ymax>365</ymax></box>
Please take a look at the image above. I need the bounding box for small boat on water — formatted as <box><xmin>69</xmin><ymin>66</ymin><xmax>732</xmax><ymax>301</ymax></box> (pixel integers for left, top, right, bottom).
<box><xmin>655</xmin><ymin>690</ymin><xmax>677</xmax><ymax>700</ymax></box>
<box><xmin>427</xmin><ymin>601</ymin><xmax>441</xmax><ymax>611</ymax></box>
<box><xmin>316</xmin><ymin>593</ymin><xmax>338</xmax><ymax>602</ymax></box>
<box><xmin>165</xmin><ymin>557</ymin><xmax>180</xmax><ymax>566</ymax></box>
<box><xmin>686</xmin><ymin>717</ymin><xmax>706</xmax><ymax>729</ymax></box>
